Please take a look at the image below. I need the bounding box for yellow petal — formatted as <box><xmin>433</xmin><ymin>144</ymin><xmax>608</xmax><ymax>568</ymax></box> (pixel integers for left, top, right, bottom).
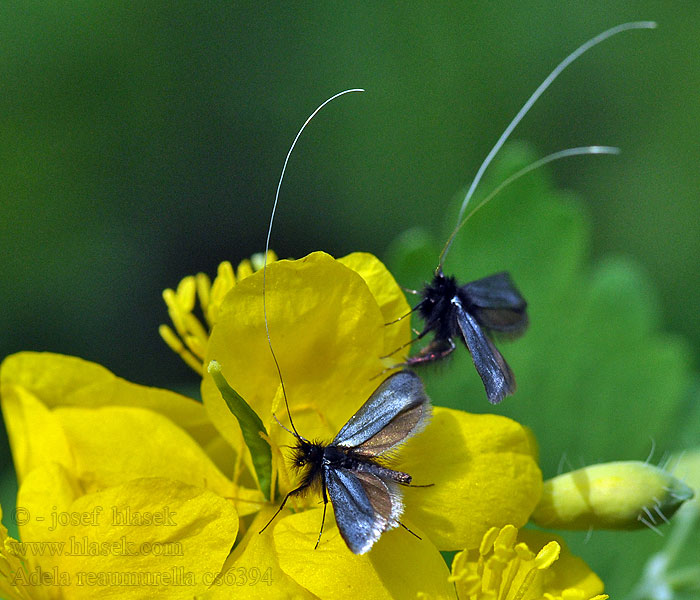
<box><xmin>202</xmin><ymin>252</ymin><xmax>389</xmax><ymax>451</ymax></box>
<box><xmin>55</xmin><ymin>405</ymin><xmax>235</xmax><ymax>498</ymax></box>
<box><xmin>273</xmin><ymin>509</ymin><xmax>456</xmax><ymax>600</ymax></box>
<box><xmin>338</xmin><ymin>252</ymin><xmax>412</xmax><ymax>357</ymax></box>
<box><xmin>0</xmin><ymin>503</ymin><xmax>41</xmax><ymax>600</ymax></box>
<box><xmin>198</xmin><ymin>507</ymin><xmax>314</xmax><ymax>599</ymax></box>
<box><xmin>1</xmin><ymin>352</ymin><xmax>220</xmax><ymax>450</ymax></box>
<box><xmin>399</xmin><ymin>407</ymin><xmax>542</xmax><ymax>550</ymax></box>
<box><xmin>1</xmin><ymin>383</ymin><xmax>73</xmax><ymax>483</ymax></box>
<box><xmin>19</xmin><ymin>477</ymin><xmax>238</xmax><ymax>599</ymax></box>
<box><xmin>15</xmin><ymin>462</ymin><xmax>81</xmax><ymax>547</ymax></box>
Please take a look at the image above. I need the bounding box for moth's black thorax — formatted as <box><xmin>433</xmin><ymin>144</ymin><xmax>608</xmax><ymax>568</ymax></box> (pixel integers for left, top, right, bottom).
<box><xmin>419</xmin><ymin>270</ymin><xmax>461</xmax><ymax>340</ymax></box>
<box><xmin>323</xmin><ymin>445</ymin><xmax>372</xmax><ymax>470</ymax></box>
<box><xmin>291</xmin><ymin>439</ymin><xmax>383</xmax><ymax>487</ymax></box>
<box><xmin>291</xmin><ymin>439</ymin><xmax>372</xmax><ymax>487</ymax></box>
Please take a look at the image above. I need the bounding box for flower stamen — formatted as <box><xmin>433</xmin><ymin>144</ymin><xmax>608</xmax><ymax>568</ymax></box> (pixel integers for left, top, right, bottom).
<box><xmin>160</xmin><ymin>252</ymin><xmax>277</xmax><ymax>373</ymax></box>
<box><xmin>450</xmin><ymin>525</ymin><xmax>607</xmax><ymax>600</ymax></box>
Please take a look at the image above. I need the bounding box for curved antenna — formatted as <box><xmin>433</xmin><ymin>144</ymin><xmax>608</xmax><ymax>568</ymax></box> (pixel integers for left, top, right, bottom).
<box><xmin>438</xmin><ymin>146</ymin><xmax>620</xmax><ymax>268</ymax></box>
<box><xmin>263</xmin><ymin>88</ymin><xmax>365</xmax><ymax>438</ymax></box>
<box><xmin>441</xmin><ymin>21</ymin><xmax>657</xmax><ymax>264</ymax></box>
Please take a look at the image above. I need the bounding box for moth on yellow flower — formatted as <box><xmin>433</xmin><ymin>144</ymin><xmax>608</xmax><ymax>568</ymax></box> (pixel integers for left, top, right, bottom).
<box><xmin>0</xmin><ymin>252</ymin><xmax>613</xmax><ymax>599</ymax></box>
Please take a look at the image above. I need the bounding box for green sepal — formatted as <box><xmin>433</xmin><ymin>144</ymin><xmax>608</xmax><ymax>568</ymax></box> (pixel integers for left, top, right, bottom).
<box><xmin>208</xmin><ymin>360</ymin><xmax>272</xmax><ymax>501</ymax></box>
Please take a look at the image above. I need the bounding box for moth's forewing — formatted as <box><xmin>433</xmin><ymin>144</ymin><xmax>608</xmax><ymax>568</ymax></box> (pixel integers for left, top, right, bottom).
<box><xmin>460</xmin><ymin>272</ymin><xmax>528</xmax><ymax>336</ymax></box>
<box><xmin>452</xmin><ymin>296</ymin><xmax>516</xmax><ymax>403</ymax></box>
<box><xmin>333</xmin><ymin>370</ymin><xmax>430</xmax><ymax>454</ymax></box>
<box><xmin>324</xmin><ymin>467</ymin><xmax>402</xmax><ymax>555</ymax></box>
<box><xmin>348</xmin><ymin>400</ymin><xmax>429</xmax><ymax>457</ymax></box>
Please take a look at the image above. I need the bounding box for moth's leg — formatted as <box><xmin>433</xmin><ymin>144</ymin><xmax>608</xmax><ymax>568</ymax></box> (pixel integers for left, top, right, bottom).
<box><xmin>398</xmin><ymin>520</ymin><xmax>422</xmax><ymax>540</ymax></box>
<box><xmin>379</xmin><ymin>327</ymin><xmax>430</xmax><ymax>360</ymax></box>
<box><xmin>259</xmin><ymin>484</ymin><xmax>308</xmax><ymax>534</ymax></box>
<box><xmin>384</xmin><ymin>301</ymin><xmax>423</xmax><ymax>326</ymax></box>
<box><xmin>314</xmin><ymin>477</ymin><xmax>330</xmax><ymax>550</ymax></box>
<box><xmin>372</xmin><ymin>330</ymin><xmax>435</xmax><ymax>380</ymax></box>
<box><xmin>404</xmin><ymin>337</ymin><xmax>456</xmax><ymax>365</ymax></box>
<box><xmin>399</xmin><ymin>481</ymin><xmax>434</xmax><ymax>488</ymax></box>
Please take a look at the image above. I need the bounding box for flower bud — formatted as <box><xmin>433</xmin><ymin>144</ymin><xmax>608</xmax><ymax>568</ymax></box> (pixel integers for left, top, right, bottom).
<box><xmin>532</xmin><ymin>460</ymin><xmax>694</xmax><ymax>530</ymax></box>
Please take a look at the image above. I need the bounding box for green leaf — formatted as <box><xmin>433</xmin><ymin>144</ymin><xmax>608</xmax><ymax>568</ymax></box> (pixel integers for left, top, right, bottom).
<box><xmin>386</xmin><ymin>142</ymin><xmax>696</xmax><ymax>596</ymax></box>
<box><xmin>677</xmin><ymin>380</ymin><xmax>700</xmax><ymax>450</ymax></box>
<box><xmin>208</xmin><ymin>360</ymin><xmax>272</xmax><ymax>500</ymax></box>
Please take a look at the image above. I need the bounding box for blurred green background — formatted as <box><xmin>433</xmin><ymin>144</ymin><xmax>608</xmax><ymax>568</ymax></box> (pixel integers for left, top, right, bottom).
<box><xmin>1</xmin><ymin>2</ymin><xmax>698</xmax><ymax>597</ymax></box>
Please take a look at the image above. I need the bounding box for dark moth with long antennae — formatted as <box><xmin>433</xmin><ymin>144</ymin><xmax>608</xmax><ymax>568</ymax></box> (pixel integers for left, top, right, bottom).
<box><xmin>259</xmin><ymin>90</ymin><xmax>431</xmax><ymax>553</ymax></box>
<box><xmin>406</xmin><ymin>269</ymin><xmax>527</xmax><ymax>404</ymax></box>
<box><xmin>391</xmin><ymin>22</ymin><xmax>656</xmax><ymax>404</ymax></box>
<box><xmin>260</xmin><ymin>370</ymin><xmax>431</xmax><ymax>554</ymax></box>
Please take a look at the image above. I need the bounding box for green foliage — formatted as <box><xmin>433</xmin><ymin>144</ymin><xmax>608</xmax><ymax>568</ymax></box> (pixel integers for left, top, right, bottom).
<box><xmin>386</xmin><ymin>142</ymin><xmax>697</xmax><ymax>596</ymax></box>
<box><xmin>208</xmin><ymin>360</ymin><xmax>272</xmax><ymax>500</ymax></box>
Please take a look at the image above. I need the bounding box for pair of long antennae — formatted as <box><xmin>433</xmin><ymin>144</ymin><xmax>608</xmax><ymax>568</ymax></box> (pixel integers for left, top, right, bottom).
<box><xmin>440</xmin><ymin>19</ymin><xmax>657</xmax><ymax>265</ymax></box>
<box><xmin>436</xmin><ymin>144</ymin><xmax>620</xmax><ymax>267</ymax></box>
<box><xmin>262</xmin><ymin>88</ymin><xmax>365</xmax><ymax>438</ymax></box>
<box><xmin>262</xmin><ymin>21</ymin><xmax>657</xmax><ymax>433</ymax></box>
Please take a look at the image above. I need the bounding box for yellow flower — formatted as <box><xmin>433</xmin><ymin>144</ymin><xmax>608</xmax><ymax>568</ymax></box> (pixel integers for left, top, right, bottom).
<box><xmin>159</xmin><ymin>251</ymin><xmax>277</xmax><ymax>374</ymax></box>
<box><xmin>0</xmin><ymin>251</ymin><xmax>565</xmax><ymax>598</ymax></box>
<box><xmin>0</xmin><ymin>353</ymin><xmax>240</xmax><ymax>598</ymax></box>
<box><xmin>197</xmin><ymin>251</ymin><xmax>543</xmax><ymax>597</ymax></box>
<box><xmin>449</xmin><ymin>524</ymin><xmax>607</xmax><ymax>600</ymax></box>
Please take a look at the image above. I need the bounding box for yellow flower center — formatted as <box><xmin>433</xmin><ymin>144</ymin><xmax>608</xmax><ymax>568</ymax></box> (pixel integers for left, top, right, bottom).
<box><xmin>450</xmin><ymin>525</ymin><xmax>608</xmax><ymax>600</ymax></box>
<box><xmin>159</xmin><ymin>251</ymin><xmax>277</xmax><ymax>374</ymax></box>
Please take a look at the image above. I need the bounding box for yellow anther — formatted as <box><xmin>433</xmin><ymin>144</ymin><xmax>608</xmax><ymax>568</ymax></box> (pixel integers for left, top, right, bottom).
<box><xmin>479</xmin><ymin>527</ymin><xmax>500</xmax><ymax>556</ymax></box>
<box><xmin>175</xmin><ymin>275</ymin><xmax>197</xmax><ymax>312</ymax></box>
<box><xmin>160</xmin><ymin>254</ymin><xmax>278</xmax><ymax>374</ymax></box>
<box><xmin>534</xmin><ymin>541</ymin><xmax>560</xmax><ymax>570</ymax></box>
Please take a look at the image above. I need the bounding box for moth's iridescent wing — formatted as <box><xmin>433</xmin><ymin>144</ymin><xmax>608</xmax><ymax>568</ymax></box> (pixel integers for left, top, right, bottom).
<box><xmin>452</xmin><ymin>295</ymin><xmax>516</xmax><ymax>403</ymax></box>
<box><xmin>332</xmin><ymin>370</ymin><xmax>430</xmax><ymax>456</ymax></box>
<box><xmin>322</xmin><ymin>370</ymin><xmax>430</xmax><ymax>554</ymax></box>
<box><xmin>324</xmin><ymin>467</ymin><xmax>403</xmax><ymax>555</ymax></box>
<box><xmin>460</xmin><ymin>272</ymin><xmax>528</xmax><ymax>337</ymax></box>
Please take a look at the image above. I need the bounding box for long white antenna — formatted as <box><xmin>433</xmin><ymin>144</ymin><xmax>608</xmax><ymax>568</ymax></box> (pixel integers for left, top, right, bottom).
<box><xmin>262</xmin><ymin>88</ymin><xmax>365</xmax><ymax>436</ymax></box>
<box><xmin>438</xmin><ymin>146</ymin><xmax>620</xmax><ymax>267</ymax></box>
<box><xmin>441</xmin><ymin>21</ymin><xmax>657</xmax><ymax>263</ymax></box>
